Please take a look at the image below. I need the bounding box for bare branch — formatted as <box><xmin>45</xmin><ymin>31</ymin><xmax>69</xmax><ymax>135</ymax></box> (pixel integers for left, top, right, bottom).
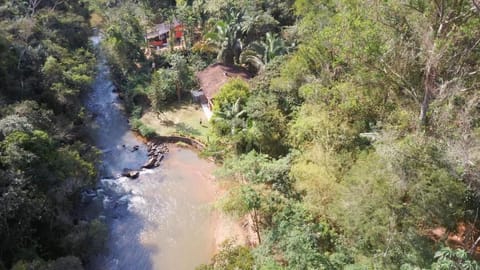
<box><xmin>29</xmin><ymin>0</ymin><xmax>44</xmax><ymax>16</ymax></box>
<box><xmin>473</xmin><ymin>0</ymin><xmax>480</xmax><ymax>12</ymax></box>
<box><xmin>470</xmin><ymin>235</ymin><xmax>480</xmax><ymax>255</ymax></box>
<box><xmin>378</xmin><ymin>61</ymin><xmax>419</xmax><ymax>102</ymax></box>
<box><xmin>50</xmin><ymin>0</ymin><xmax>65</xmax><ymax>12</ymax></box>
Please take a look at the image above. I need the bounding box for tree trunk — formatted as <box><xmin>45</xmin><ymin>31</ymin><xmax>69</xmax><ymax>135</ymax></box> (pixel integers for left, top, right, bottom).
<box><xmin>419</xmin><ymin>65</ymin><xmax>436</xmax><ymax>126</ymax></box>
<box><xmin>419</xmin><ymin>37</ymin><xmax>438</xmax><ymax>126</ymax></box>
<box><xmin>221</xmin><ymin>48</ymin><xmax>235</xmax><ymax>66</ymax></box>
<box><xmin>252</xmin><ymin>209</ymin><xmax>261</xmax><ymax>244</ymax></box>
<box><xmin>176</xmin><ymin>81</ymin><xmax>181</xmax><ymax>102</ymax></box>
<box><xmin>470</xmin><ymin>235</ymin><xmax>480</xmax><ymax>256</ymax></box>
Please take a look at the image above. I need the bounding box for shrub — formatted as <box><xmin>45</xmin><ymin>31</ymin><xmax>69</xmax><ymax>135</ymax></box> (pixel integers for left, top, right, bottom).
<box><xmin>138</xmin><ymin>124</ymin><xmax>156</xmax><ymax>138</ymax></box>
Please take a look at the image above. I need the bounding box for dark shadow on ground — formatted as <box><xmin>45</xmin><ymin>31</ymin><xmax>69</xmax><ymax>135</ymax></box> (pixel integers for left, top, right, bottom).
<box><xmin>175</xmin><ymin>122</ymin><xmax>201</xmax><ymax>136</ymax></box>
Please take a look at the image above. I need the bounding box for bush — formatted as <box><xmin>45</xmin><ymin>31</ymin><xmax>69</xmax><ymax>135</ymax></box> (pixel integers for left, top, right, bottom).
<box><xmin>130</xmin><ymin>118</ymin><xmax>142</xmax><ymax>130</ymax></box>
<box><xmin>147</xmin><ymin>69</ymin><xmax>177</xmax><ymax>110</ymax></box>
<box><xmin>196</xmin><ymin>240</ymin><xmax>255</xmax><ymax>270</ymax></box>
<box><xmin>130</xmin><ymin>118</ymin><xmax>156</xmax><ymax>138</ymax></box>
<box><xmin>138</xmin><ymin>124</ymin><xmax>156</xmax><ymax>138</ymax></box>
<box><xmin>186</xmin><ymin>52</ymin><xmax>209</xmax><ymax>72</ymax></box>
<box><xmin>213</xmin><ymin>79</ymin><xmax>250</xmax><ymax>112</ymax></box>
<box><xmin>130</xmin><ymin>105</ymin><xmax>143</xmax><ymax>119</ymax></box>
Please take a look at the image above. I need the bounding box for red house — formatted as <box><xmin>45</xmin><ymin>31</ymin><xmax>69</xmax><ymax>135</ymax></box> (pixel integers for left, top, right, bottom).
<box><xmin>145</xmin><ymin>19</ymin><xmax>183</xmax><ymax>48</ymax></box>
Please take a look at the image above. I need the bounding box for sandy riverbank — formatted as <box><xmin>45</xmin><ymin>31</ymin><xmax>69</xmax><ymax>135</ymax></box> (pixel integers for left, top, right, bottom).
<box><xmin>134</xmin><ymin>132</ymin><xmax>250</xmax><ymax>259</ymax></box>
<box><xmin>165</xmin><ymin>145</ymin><xmax>249</xmax><ymax>256</ymax></box>
<box><xmin>210</xmin><ymin>190</ymin><xmax>249</xmax><ymax>253</ymax></box>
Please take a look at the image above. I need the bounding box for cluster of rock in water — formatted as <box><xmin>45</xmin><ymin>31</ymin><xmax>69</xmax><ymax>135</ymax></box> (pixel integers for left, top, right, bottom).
<box><xmin>121</xmin><ymin>142</ymin><xmax>169</xmax><ymax>179</ymax></box>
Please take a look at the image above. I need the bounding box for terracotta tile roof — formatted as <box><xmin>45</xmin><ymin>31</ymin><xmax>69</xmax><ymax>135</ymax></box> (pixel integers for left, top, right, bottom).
<box><xmin>196</xmin><ymin>63</ymin><xmax>251</xmax><ymax>100</ymax></box>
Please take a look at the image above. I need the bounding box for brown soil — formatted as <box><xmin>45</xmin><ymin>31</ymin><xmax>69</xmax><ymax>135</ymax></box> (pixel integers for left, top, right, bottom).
<box><xmin>428</xmin><ymin>222</ymin><xmax>480</xmax><ymax>258</ymax></box>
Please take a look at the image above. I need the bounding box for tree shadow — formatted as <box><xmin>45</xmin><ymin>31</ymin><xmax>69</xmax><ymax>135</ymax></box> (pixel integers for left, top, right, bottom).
<box><xmin>175</xmin><ymin>122</ymin><xmax>201</xmax><ymax>136</ymax></box>
<box><xmin>161</xmin><ymin>119</ymin><xmax>175</xmax><ymax>127</ymax></box>
<box><xmin>160</xmin><ymin>100</ymin><xmax>200</xmax><ymax>113</ymax></box>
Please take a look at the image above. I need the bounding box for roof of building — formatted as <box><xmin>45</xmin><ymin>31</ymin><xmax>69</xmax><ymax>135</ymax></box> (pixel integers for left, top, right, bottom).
<box><xmin>196</xmin><ymin>63</ymin><xmax>251</xmax><ymax>100</ymax></box>
<box><xmin>145</xmin><ymin>19</ymin><xmax>181</xmax><ymax>40</ymax></box>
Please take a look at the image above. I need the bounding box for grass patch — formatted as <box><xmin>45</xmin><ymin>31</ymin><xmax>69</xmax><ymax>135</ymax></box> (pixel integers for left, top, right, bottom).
<box><xmin>140</xmin><ymin>101</ymin><xmax>210</xmax><ymax>142</ymax></box>
<box><xmin>131</xmin><ymin>118</ymin><xmax>157</xmax><ymax>138</ymax></box>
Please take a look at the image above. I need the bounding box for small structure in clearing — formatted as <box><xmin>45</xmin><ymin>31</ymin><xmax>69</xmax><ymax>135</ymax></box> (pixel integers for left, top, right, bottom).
<box><xmin>145</xmin><ymin>19</ymin><xmax>183</xmax><ymax>49</ymax></box>
<box><xmin>196</xmin><ymin>63</ymin><xmax>251</xmax><ymax>110</ymax></box>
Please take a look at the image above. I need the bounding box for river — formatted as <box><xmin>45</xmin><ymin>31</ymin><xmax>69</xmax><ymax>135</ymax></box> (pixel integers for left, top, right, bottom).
<box><xmin>84</xmin><ymin>35</ymin><xmax>218</xmax><ymax>270</ymax></box>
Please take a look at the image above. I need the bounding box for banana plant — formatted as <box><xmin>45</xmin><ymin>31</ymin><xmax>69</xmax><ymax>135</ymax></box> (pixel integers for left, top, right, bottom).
<box><xmin>205</xmin><ymin>9</ymin><xmax>244</xmax><ymax>65</ymax></box>
<box><xmin>214</xmin><ymin>98</ymin><xmax>247</xmax><ymax>135</ymax></box>
<box><xmin>240</xmin><ymin>32</ymin><xmax>286</xmax><ymax>73</ymax></box>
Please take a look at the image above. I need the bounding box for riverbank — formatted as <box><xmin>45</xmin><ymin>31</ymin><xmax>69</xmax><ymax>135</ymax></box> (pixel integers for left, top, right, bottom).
<box><xmin>149</xmin><ymin>145</ymin><xmax>248</xmax><ymax>266</ymax></box>
<box><xmin>134</xmin><ymin>131</ymin><xmax>251</xmax><ymax>254</ymax></box>
<box><xmin>130</xmin><ymin>88</ymin><xmax>261</xmax><ymax>250</ymax></box>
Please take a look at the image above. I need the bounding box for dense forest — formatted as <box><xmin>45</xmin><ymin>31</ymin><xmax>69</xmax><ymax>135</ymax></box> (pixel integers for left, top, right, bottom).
<box><xmin>0</xmin><ymin>0</ymin><xmax>105</xmax><ymax>269</ymax></box>
<box><xmin>1</xmin><ymin>0</ymin><xmax>480</xmax><ymax>269</ymax></box>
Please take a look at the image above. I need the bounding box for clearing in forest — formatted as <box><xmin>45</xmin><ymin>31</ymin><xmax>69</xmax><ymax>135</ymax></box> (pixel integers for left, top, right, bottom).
<box><xmin>140</xmin><ymin>101</ymin><xmax>209</xmax><ymax>142</ymax></box>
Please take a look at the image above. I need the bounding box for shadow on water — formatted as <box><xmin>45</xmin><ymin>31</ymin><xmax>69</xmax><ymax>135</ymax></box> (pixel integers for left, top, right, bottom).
<box><xmin>84</xmin><ymin>35</ymin><xmax>153</xmax><ymax>270</ymax></box>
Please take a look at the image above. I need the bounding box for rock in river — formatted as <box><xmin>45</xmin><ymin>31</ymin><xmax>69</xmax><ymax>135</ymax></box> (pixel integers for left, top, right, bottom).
<box><xmin>142</xmin><ymin>157</ymin><xmax>157</xmax><ymax>169</ymax></box>
<box><xmin>122</xmin><ymin>169</ymin><xmax>140</xmax><ymax>179</ymax></box>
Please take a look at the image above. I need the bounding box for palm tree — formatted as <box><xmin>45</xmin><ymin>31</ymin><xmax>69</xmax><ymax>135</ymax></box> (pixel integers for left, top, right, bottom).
<box><xmin>205</xmin><ymin>9</ymin><xmax>244</xmax><ymax>65</ymax></box>
<box><xmin>215</xmin><ymin>98</ymin><xmax>247</xmax><ymax>135</ymax></box>
<box><xmin>240</xmin><ymin>32</ymin><xmax>286</xmax><ymax>73</ymax></box>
